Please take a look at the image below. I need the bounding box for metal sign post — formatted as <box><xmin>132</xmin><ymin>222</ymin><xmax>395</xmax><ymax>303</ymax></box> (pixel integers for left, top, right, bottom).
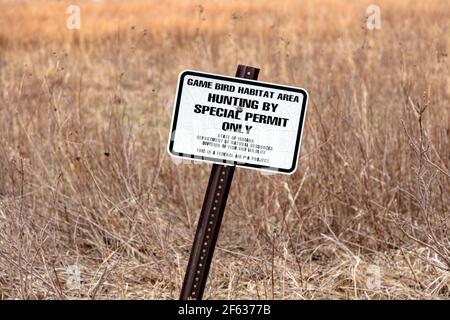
<box><xmin>179</xmin><ymin>65</ymin><xmax>260</xmax><ymax>300</ymax></box>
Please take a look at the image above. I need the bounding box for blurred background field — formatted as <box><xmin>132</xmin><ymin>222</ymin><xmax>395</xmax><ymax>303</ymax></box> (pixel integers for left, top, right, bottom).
<box><xmin>0</xmin><ymin>0</ymin><xmax>449</xmax><ymax>299</ymax></box>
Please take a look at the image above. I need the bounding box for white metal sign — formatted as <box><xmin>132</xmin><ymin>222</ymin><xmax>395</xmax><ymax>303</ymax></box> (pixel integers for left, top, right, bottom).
<box><xmin>168</xmin><ymin>70</ymin><xmax>308</xmax><ymax>174</ymax></box>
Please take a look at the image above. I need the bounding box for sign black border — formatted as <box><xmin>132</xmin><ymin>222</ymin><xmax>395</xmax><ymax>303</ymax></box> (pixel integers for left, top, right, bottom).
<box><xmin>168</xmin><ymin>70</ymin><xmax>308</xmax><ymax>174</ymax></box>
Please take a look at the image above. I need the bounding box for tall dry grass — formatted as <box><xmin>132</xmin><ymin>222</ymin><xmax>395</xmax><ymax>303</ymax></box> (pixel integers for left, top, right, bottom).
<box><xmin>0</xmin><ymin>0</ymin><xmax>449</xmax><ymax>299</ymax></box>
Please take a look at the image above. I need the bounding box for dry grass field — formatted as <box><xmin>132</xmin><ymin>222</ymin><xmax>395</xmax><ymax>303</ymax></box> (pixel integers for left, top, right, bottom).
<box><xmin>0</xmin><ymin>0</ymin><xmax>449</xmax><ymax>299</ymax></box>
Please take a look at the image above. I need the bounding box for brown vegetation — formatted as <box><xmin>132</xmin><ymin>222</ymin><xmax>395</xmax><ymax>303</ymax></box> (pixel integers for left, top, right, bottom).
<box><xmin>0</xmin><ymin>0</ymin><xmax>449</xmax><ymax>299</ymax></box>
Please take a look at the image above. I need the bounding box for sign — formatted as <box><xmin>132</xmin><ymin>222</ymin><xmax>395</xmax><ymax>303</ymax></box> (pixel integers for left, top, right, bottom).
<box><xmin>168</xmin><ymin>70</ymin><xmax>308</xmax><ymax>174</ymax></box>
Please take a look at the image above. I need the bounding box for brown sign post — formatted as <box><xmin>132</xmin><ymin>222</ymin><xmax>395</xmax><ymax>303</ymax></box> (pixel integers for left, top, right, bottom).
<box><xmin>179</xmin><ymin>65</ymin><xmax>260</xmax><ymax>300</ymax></box>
